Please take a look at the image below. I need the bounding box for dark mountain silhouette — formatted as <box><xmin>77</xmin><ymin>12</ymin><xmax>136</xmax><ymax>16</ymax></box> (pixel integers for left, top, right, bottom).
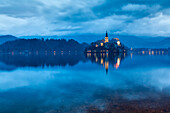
<box><xmin>0</xmin><ymin>35</ymin><xmax>17</xmax><ymax>45</ymax></box>
<box><xmin>0</xmin><ymin>38</ymin><xmax>89</xmax><ymax>53</ymax></box>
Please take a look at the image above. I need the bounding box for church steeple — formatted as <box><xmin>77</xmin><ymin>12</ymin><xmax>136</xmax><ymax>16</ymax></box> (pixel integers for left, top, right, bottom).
<box><xmin>105</xmin><ymin>31</ymin><xmax>109</xmax><ymax>43</ymax></box>
<box><xmin>106</xmin><ymin>31</ymin><xmax>108</xmax><ymax>37</ymax></box>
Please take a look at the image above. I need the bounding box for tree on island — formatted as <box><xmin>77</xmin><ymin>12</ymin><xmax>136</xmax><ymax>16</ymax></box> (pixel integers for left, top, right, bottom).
<box><xmin>0</xmin><ymin>38</ymin><xmax>89</xmax><ymax>53</ymax></box>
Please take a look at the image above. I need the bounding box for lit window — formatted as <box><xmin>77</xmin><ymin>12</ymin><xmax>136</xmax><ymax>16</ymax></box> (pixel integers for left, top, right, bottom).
<box><xmin>117</xmin><ymin>41</ymin><xmax>121</xmax><ymax>46</ymax></box>
<box><xmin>101</xmin><ymin>43</ymin><xmax>103</xmax><ymax>46</ymax></box>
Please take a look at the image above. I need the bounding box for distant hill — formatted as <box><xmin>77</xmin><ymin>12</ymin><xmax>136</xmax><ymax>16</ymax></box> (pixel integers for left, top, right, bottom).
<box><xmin>0</xmin><ymin>35</ymin><xmax>17</xmax><ymax>45</ymax></box>
<box><xmin>117</xmin><ymin>36</ymin><xmax>170</xmax><ymax>48</ymax></box>
<box><xmin>0</xmin><ymin>38</ymin><xmax>89</xmax><ymax>53</ymax></box>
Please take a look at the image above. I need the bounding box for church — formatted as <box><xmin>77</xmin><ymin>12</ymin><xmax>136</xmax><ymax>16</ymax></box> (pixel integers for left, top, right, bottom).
<box><xmin>86</xmin><ymin>31</ymin><xmax>128</xmax><ymax>53</ymax></box>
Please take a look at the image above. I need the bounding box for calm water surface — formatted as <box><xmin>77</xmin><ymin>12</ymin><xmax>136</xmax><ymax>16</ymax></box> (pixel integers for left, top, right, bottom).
<box><xmin>0</xmin><ymin>53</ymin><xmax>169</xmax><ymax>113</ymax></box>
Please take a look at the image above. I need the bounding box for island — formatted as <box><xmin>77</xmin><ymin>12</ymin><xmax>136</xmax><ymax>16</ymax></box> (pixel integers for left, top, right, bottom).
<box><xmin>85</xmin><ymin>31</ymin><xmax>128</xmax><ymax>53</ymax></box>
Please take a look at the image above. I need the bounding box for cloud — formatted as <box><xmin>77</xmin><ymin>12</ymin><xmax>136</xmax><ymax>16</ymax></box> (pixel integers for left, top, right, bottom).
<box><xmin>122</xmin><ymin>13</ymin><xmax>170</xmax><ymax>36</ymax></box>
<box><xmin>0</xmin><ymin>14</ymin><xmax>55</xmax><ymax>36</ymax></box>
<box><xmin>0</xmin><ymin>0</ymin><xmax>42</xmax><ymax>17</ymax></box>
<box><xmin>122</xmin><ymin>4</ymin><xmax>148</xmax><ymax>11</ymax></box>
<box><xmin>79</xmin><ymin>15</ymin><xmax>132</xmax><ymax>34</ymax></box>
<box><xmin>0</xmin><ymin>0</ymin><xmax>170</xmax><ymax>37</ymax></box>
<box><xmin>0</xmin><ymin>15</ymin><xmax>27</xmax><ymax>30</ymax></box>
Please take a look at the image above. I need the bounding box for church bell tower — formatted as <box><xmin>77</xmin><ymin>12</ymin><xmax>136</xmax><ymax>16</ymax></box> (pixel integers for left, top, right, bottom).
<box><xmin>105</xmin><ymin>31</ymin><xmax>109</xmax><ymax>43</ymax></box>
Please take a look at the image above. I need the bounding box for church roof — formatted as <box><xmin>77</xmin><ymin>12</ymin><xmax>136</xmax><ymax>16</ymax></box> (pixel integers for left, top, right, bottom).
<box><xmin>106</xmin><ymin>31</ymin><xmax>108</xmax><ymax>37</ymax></box>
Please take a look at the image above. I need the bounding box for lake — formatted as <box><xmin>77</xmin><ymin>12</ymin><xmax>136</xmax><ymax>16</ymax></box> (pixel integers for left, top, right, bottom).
<box><xmin>0</xmin><ymin>53</ymin><xmax>169</xmax><ymax>113</ymax></box>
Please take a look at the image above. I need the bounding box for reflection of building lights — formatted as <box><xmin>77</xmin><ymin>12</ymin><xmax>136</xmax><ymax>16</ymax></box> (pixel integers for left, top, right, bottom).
<box><xmin>101</xmin><ymin>43</ymin><xmax>103</xmax><ymax>46</ymax></box>
<box><xmin>117</xmin><ymin>58</ymin><xmax>120</xmax><ymax>66</ymax></box>
<box><xmin>100</xmin><ymin>53</ymin><xmax>102</xmax><ymax>56</ymax></box>
<box><xmin>149</xmin><ymin>51</ymin><xmax>151</xmax><ymax>55</ymax></box>
<box><xmin>54</xmin><ymin>51</ymin><xmax>56</xmax><ymax>55</ymax></box>
<box><xmin>142</xmin><ymin>51</ymin><xmax>145</xmax><ymax>54</ymax></box>
<box><xmin>95</xmin><ymin>57</ymin><xmax>98</xmax><ymax>62</ymax></box>
<box><xmin>117</xmin><ymin>41</ymin><xmax>121</xmax><ymax>46</ymax></box>
<box><xmin>130</xmin><ymin>53</ymin><xmax>133</xmax><ymax>59</ymax></box>
<box><xmin>101</xmin><ymin>58</ymin><xmax>103</xmax><ymax>64</ymax></box>
<box><xmin>61</xmin><ymin>51</ymin><xmax>63</xmax><ymax>55</ymax></box>
<box><xmin>94</xmin><ymin>53</ymin><xmax>96</xmax><ymax>57</ymax></box>
<box><xmin>87</xmin><ymin>53</ymin><xmax>91</xmax><ymax>58</ymax></box>
<box><xmin>105</xmin><ymin>61</ymin><xmax>109</xmax><ymax>70</ymax></box>
<box><xmin>105</xmin><ymin>61</ymin><xmax>109</xmax><ymax>74</ymax></box>
<box><xmin>152</xmin><ymin>51</ymin><xmax>154</xmax><ymax>55</ymax></box>
<box><xmin>114</xmin><ymin>58</ymin><xmax>121</xmax><ymax>69</ymax></box>
<box><xmin>87</xmin><ymin>53</ymin><xmax>89</xmax><ymax>57</ymax></box>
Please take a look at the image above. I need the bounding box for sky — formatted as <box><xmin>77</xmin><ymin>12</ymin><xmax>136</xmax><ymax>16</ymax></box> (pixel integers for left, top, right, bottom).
<box><xmin>0</xmin><ymin>0</ymin><xmax>170</xmax><ymax>37</ymax></box>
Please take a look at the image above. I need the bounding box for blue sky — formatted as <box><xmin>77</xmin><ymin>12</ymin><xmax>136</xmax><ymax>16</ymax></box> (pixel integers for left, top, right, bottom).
<box><xmin>0</xmin><ymin>0</ymin><xmax>170</xmax><ymax>37</ymax></box>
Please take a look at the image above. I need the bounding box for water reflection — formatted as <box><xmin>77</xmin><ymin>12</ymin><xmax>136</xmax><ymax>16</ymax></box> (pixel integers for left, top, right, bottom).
<box><xmin>0</xmin><ymin>52</ymin><xmax>169</xmax><ymax>72</ymax></box>
<box><xmin>0</xmin><ymin>53</ymin><xmax>169</xmax><ymax>112</ymax></box>
<box><xmin>86</xmin><ymin>53</ymin><xmax>126</xmax><ymax>74</ymax></box>
<box><xmin>0</xmin><ymin>53</ymin><xmax>87</xmax><ymax>71</ymax></box>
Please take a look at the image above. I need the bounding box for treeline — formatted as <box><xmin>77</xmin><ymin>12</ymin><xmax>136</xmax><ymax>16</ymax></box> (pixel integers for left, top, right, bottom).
<box><xmin>0</xmin><ymin>38</ymin><xmax>89</xmax><ymax>53</ymax></box>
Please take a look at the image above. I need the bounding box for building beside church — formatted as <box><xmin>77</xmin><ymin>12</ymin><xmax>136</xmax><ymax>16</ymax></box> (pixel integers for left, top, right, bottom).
<box><xmin>85</xmin><ymin>31</ymin><xmax>128</xmax><ymax>53</ymax></box>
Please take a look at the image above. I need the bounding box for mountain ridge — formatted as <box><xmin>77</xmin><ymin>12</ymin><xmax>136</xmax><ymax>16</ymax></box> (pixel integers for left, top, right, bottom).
<box><xmin>0</xmin><ymin>35</ymin><xmax>17</xmax><ymax>45</ymax></box>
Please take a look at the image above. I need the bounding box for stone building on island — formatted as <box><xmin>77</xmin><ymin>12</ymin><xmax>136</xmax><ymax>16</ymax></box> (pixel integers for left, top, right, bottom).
<box><xmin>86</xmin><ymin>31</ymin><xmax>128</xmax><ymax>53</ymax></box>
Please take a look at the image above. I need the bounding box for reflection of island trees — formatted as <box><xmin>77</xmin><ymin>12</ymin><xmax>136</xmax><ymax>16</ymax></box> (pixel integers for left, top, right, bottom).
<box><xmin>0</xmin><ymin>53</ymin><xmax>87</xmax><ymax>68</ymax></box>
<box><xmin>85</xmin><ymin>52</ymin><xmax>127</xmax><ymax>74</ymax></box>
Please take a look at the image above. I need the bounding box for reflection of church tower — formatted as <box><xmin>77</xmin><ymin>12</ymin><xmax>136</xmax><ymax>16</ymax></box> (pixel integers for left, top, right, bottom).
<box><xmin>105</xmin><ymin>53</ymin><xmax>109</xmax><ymax>74</ymax></box>
<box><xmin>105</xmin><ymin>31</ymin><xmax>109</xmax><ymax>43</ymax></box>
<box><xmin>105</xmin><ymin>61</ymin><xmax>109</xmax><ymax>74</ymax></box>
